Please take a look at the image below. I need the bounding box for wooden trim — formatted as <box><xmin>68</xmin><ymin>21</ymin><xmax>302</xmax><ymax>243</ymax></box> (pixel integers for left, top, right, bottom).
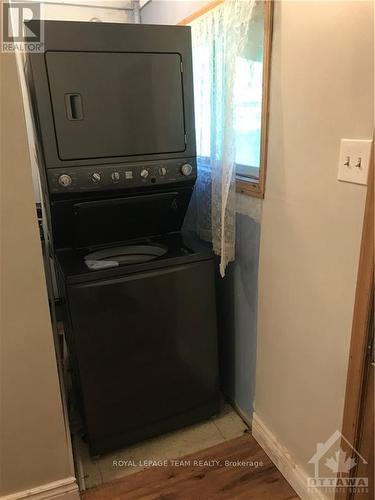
<box><xmin>335</xmin><ymin>139</ymin><xmax>374</xmax><ymax>500</ymax></box>
<box><xmin>255</xmin><ymin>0</ymin><xmax>274</xmax><ymax>199</ymax></box>
<box><xmin>236</xmin><ymin>179</ymin><xmax>264</xmax><ymax>198</ymax></box>
<box><xmin>236</xmin><ymin>0</ymin><xmax>274</xmax><ymax>199</ymax></box>
<box><xmin>177</xmin><ymin>0</ymin><xmax>224</xmax><ymax>26</ymax></box>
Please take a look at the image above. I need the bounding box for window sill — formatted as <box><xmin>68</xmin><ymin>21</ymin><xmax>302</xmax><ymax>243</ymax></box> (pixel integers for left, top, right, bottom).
<box><xmin>236</xmin><ymin>177</ymin><xmax>264</xmax><ymax>199</ymax></box>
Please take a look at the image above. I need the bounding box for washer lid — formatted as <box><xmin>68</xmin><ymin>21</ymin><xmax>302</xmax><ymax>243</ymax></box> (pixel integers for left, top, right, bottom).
<box><xmin>64</xmin><ymin>189</ymin><xmax>193</xmax><ymax>249</ymax></box>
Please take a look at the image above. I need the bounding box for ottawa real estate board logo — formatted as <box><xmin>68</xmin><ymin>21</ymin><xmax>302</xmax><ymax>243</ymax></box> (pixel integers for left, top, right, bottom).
<box><xmin>1</xmin><ymin>2</ymin><xmax>44</xmax><ymax>52</ymax></box>
<box><xmin>308</xmin><ymin>430</ymin><xmax>368</xmax><ymax>495</ymax></box>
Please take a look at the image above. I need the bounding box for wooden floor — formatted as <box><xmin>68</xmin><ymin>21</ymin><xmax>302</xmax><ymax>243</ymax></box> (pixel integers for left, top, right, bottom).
<box><xmin>82</xmin><ymin>433</ymin><xmax>299</xmax><ymax>500</ymax></box>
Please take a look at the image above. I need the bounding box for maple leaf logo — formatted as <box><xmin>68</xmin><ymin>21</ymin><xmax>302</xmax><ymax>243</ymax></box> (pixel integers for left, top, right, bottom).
<box><xmin>325</xmin><ymin>448</ymin><xmax>357</xmax><ymax>474</ymax></box>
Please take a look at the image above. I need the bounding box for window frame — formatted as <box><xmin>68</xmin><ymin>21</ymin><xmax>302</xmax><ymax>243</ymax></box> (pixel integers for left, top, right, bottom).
<box><xmin>179</xmin><ymin>0</ymin><xmax>274</xmax><ymax>199</ymax></box>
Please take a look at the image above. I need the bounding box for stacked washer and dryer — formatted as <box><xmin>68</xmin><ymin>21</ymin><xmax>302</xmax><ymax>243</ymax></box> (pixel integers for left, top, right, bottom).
<box><xmin>26</xmin><ymin>20</ymin><xmax>220</xmax><ymax>455</ymax></box>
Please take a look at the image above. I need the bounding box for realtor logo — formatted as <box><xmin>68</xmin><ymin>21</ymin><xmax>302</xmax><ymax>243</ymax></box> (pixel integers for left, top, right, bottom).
<box><xmin>308</xmin><ymin>430</ymin><xmax>368</xmax><ymax>493</ymax></box>
<box><xmin>1</xmin><ymin>2</ymin><xmax>44</xmax><ymax>52</ymax></box>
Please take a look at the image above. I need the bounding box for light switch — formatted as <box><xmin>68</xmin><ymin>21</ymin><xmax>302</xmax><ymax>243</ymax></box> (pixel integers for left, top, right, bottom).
<box><xmin>338</xmin><ymin>139</ymin><xmax>372</xmax><ymax>185</ymax></box>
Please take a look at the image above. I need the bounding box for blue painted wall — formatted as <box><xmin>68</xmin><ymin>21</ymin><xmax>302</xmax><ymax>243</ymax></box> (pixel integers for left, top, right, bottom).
<box><xmin>216</xmin><ymin>213</ymin><xmax>260</xmax><ymax>418</ymax></box>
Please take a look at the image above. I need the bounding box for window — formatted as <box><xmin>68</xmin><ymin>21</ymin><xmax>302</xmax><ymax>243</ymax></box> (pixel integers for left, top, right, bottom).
<box><xmin>234</xmin><ymin>55</ymin><xmax>263</xmax><ymax>179</ymax></box>
<box><xmin>180</xmin><ymin>0</ymin><xmax>273</xmax><ymax>198</ymax></box>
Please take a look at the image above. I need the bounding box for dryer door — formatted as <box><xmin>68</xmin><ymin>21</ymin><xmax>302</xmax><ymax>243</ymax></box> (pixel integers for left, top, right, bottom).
<box><xmin>45</xmin><ymin>51</ymin><xmax>186</xmax><ymax>161</ymax></box>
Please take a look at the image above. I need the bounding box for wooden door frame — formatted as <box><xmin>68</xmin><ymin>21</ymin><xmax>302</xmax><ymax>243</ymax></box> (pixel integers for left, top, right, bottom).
<box><xmin>336</xmin><ymin>140</ymin><xmax>374</xmax><ymax>499</ymax></box>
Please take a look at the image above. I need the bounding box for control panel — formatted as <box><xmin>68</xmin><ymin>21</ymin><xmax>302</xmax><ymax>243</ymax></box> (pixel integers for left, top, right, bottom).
<box><xmin>48</xmin><ymin>158</ymin><xmax>197</xmax><ymax>194</ymax></box>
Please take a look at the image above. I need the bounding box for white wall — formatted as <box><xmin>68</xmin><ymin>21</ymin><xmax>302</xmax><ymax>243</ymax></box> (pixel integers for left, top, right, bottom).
<box><xmin>141</xmin><ymin>0</ymin><xmax>208</xmax><ymax>24</ymax></box>
<box><xmin>0</xmin><ymin>51</ymin><xmax>78</xmax><ymax>498</ymax></box>
<box><xmin>254</xmin><ymin>0</ymin><xmax>373</xmax><ymax>495</ymax></box>
<box><xmin>41</xmin><ymin>0</ymin><xmax>133</xmax><ymax>22</ymax></box>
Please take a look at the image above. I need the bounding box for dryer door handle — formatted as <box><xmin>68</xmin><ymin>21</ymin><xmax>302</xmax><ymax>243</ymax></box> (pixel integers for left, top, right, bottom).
<box><xmin>65</xmin><ymin>93</ymin><xmax>84</xmax><ymax>120</ymax></box>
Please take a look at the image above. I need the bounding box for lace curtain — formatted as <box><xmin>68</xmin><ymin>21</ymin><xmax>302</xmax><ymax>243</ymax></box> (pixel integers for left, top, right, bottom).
<box><xmin>185</xmin><ymin>0</ymin><xmax>256</xmax><ymax>277</ymax></box>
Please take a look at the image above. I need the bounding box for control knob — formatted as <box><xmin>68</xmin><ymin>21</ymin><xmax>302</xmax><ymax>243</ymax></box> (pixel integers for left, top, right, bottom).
<box><xmin>92</xmin><ymin>172</ymin><xmax>101</xmax><ymax>183</ymax></box>
<box><xmin>111</xmin><ymin>171</ymin><xmax>120</xmax><ymax>182</ymax></box>
<box><xmin>58</xmin><ymin>174</ymin><xmax>72</xmax><ymax>188</ymax></box>
<box><xmin>181</xmin><ymin>163</ymin><xmax>193</xmax><ymax>176</ymax></box>
<box><xmin>159</xmin><ymin>166</ymin><xmax>167</xmax><ymax>177</ymax></box>
<box><xmin>140</xmin><ymin>168</ymin><xmax>149</xmax><ymax>179</ymax></box>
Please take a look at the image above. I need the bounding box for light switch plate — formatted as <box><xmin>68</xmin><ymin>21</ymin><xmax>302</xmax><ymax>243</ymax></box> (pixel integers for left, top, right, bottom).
<box><xmin>338</xmin><ymin>139</ymin><xmax>372</xmax><ymax>185</ymax></box>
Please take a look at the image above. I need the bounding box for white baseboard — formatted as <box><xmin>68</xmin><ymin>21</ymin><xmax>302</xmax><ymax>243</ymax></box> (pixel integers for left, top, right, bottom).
<box><xmin>252</xmin><ymin>413</ymin><xmax>329</xmax><ymax>500</ymax></box>
<box><xmin>0</xmin><ymin>477</ymin><xmax>79</xmax><ymax>500</ymax></box>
